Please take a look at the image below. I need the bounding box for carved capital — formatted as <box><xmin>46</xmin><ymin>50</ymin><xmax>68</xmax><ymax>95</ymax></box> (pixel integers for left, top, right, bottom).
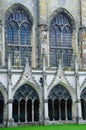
<box><xmin>7</xmin><ymin>99</ymin><xmax>13</xmax><ymax>104</ymax></box>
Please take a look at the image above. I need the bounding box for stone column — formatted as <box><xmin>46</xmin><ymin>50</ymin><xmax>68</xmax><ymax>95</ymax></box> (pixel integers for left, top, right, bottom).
<box><xmin>42</xmin><ymin>51</ymin><xmax>49</xmax><ymax>124</ymax></box>
<box><xmin>25</xmin><ymin>100</ymin><xmax>27</xmax><ymax>123</ymax></box>
<box><xmin>18</xmin><ymin>101</ymin><xmax>20</xmax><ymax>123</ymax></box>
<box><xmin>38</xmin><ymin>0</ymin><xmax>48</xmax><ymax>67</ymax></box>
<box><xmin>2</xmin><ymin>19</ymin><xmax>5</xmax><ymax>66</ymax></box>
<box><xmin>7</xmin><ymin>54</ymin><xmax>14</xmax><ymax>127</ymax></box>
<box><xmin>32</xmin><ymin>101</ymin><xmax>34</xmax><ymax>122</ymax></box>
<box><xmin>59</xmin><ymin>101</ymin><xmax>61</xmax><ymax>121</ymax></box>
<box><xmin>38</xmin><ymin>0</ymin><xmax>47</xmax><ymax>25</ymax></box>
<box><xmin>74</xmin><ymin>53</ymin><xmax>82</xmax><ymax>123</ymax></box>
<box><xmin>52</xmin><ymin>101</ymin><xmax>55</xmax><ymax>121</ymax></box>
<box><xmin>65</xmin><ymin>101</ymin><xmax>67</xmax><ymax>121</ymax></box>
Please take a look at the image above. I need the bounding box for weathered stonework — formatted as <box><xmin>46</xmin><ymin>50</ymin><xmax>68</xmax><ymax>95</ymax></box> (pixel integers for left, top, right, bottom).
<box><xmin>0</xmin><ymin>0</ymin><xmax>86</xmax><ymax>127</ymax></box>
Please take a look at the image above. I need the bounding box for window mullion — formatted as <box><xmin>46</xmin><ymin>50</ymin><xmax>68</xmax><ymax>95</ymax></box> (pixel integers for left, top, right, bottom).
<box><xmin>61</xmin><ymin>29</ymin><xmax>63</xmax><ymax>64</ymax></box>
<box><xmin>18</xmin><ymin>27</ymin><xmax>21</xmax><ymax>66</ymax></box>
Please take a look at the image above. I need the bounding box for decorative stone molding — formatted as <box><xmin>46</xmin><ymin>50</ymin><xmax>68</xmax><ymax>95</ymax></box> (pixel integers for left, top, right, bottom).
<box><xmin>48</xmin><ymin>58</ymin><xmax>75</xmax><ymax>97</ymax></box>
<box><xmin>7</xmin><ymin>99</ymin><xmax>13</xmax><ymax>104</ymax></box>
<box><xmin>80</xmin><ymin>77</ymin><xmax>86</xmax><ymax>93</ymax></box>
<box><xmin>0</xmin><ymin>82</ymin><xmax>8</xmax><ymax>103</ymax></box>
<box><xmin>13</xmin><ymin>57</ymin><xmax>41</xmax><ymax>96</ymax></box>
<box><xmin>49</xmin><ymin>59</ymin><xmax>74</xmax><ymax>88</ymax></box>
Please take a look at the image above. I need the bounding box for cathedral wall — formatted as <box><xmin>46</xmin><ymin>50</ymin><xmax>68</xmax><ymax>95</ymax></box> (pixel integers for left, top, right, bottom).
<box><xmin>0</xmin><ymin>0</ymin><xmax>35</xmax><ymax>16</ymax></box>
<box><xmin>11</xmin><ymin>70</ymin><xmax>22</xmax><ymax>88</ymax></box>
<box><xmin>0</xmin><ymin>70</ymin><xmax>7</xmax><ymax>88</ymax></box>
<box><xmin>0</xmin><ymin>0</ymin><xmax>37</xmax><ymax>67</ymax></box>
<box><xmin>47</xmin><ymin>0</ymin><xmax>80</xmax><ymax>24</ymax></box>
<box><xmin>0</xmin><ymin>0</ymin><xmax>86</xmax><ymax>126</ymax></box>
<box><xmin>81</xmin><ymin>0</ymin><xmax>86</xmax><ymax>26</ymax></box>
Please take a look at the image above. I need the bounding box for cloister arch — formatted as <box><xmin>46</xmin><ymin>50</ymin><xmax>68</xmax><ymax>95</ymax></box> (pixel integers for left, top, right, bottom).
<box><xmin>48</xmin><ymin>84</ymin><xmax>72</xmax><ymax>121</ymax></box>
<box><xmin>12</xmin><ymin>84</ymin><xmax>40</xmax><ymax>123</ymax></box>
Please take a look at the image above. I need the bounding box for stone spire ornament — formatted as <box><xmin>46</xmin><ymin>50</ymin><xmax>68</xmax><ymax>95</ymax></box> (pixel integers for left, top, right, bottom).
<box><xmin>49</xmin><ymin>57</ymin><xmax>73</xmax><ymax>89</ymax></box>
<box><xmin>13</xmin><ymin>56</ymin><xmax>39</xmax><ymax>90</ymax></box>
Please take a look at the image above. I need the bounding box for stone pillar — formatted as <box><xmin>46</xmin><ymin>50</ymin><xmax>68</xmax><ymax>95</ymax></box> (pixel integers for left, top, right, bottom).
<box><xmin>74</xmin><ymin>53</ymin><xmax>82</xmax><ymax>123</ymax></box>
<box><xmin>2</xmin><ymin>19</ymin><xmax>5</xmax><ymax>66</ymax></box>
<box><xmin>65</xmin><ymin>101</ymin><xmax>67</xmax><ymax>121</ymax></box>
<box><xmin>59</xmin><ymin>101</ymin><xmax>61</xmax><ymax>121</ymax></box>
<box><xmin>42</xmin><ymin>51</ymin><xmax>49</xmax><ymax>124</ymax></box>
<box><xmin>52</xmin><ymin>101</ymin><xmax>54</xmax><ymax>121</ymax></box>
<box><xmin>38</xmin><ymin>25</ymin><xmax>48</xmax><ymax>68</ymax></box>
<box><xmin>32</xmin><ymin>101</ymin><xmax>34</xmax><ymax>122</ymax></box>
<box><xmin>7</xmin><ymin>54</ymin><xmax>14</xmax><ymax>127</ymax></box>
<box><xmin>38</xmin><ymin>0</ymin><xmax>47</xmax><ymax>24</ymax></box>
<box><xmin>18</xmin><ymin>102</ymin><xmax>20</xmax><ymax>123</ymax></box>
<box><xmin>38</xmin><ymin>0</ymin><xmax>48</xmax><ymax>67</ymax></box>
<box><xmin>25</xmin><ymin>101</ymin><xmax>27</xmax><ymax>123</ymax></box>
<box><xmin>7</xmin><ymin>100</ymin><xmax>13</xmax><ymax>127</ymax></box>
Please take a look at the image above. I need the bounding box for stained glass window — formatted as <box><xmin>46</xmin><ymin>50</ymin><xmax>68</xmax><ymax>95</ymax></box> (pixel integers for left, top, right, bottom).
<box><xmin>50</xmin><ymin>12</ymin><xmax>73</xmax><ymax>67</ymax></box>
<box><xmin>6</xmin><ymin>5</ymin><xmax>32</xmax><ymax>66</ymax></box>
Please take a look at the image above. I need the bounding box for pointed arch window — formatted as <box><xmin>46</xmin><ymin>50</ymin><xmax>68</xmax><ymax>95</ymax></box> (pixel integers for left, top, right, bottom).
<box><xmin>48</xmin><ymin>84</ymin><xmax>72</xmax><ymax>121</ymax></box>
<box><xmin>6</xmin><ymin>5</ymin><xmax>33</xmax><ymax>66</ymax></box>
<box><xmin>50</xmin><ymin>12</ymin><xmax>73</xmax><ymax>67</ymax></box>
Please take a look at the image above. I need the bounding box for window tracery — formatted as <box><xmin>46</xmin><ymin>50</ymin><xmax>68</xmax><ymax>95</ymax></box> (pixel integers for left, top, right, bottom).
<box><xmin>50</xmin><ymin>12</ymin><xmax>73</xmax><ymax>67</ymax></box>
<box><xmin>6</xmin><ymin>6</ymin><xmax>32</xmax><ymax>66</ymax></box>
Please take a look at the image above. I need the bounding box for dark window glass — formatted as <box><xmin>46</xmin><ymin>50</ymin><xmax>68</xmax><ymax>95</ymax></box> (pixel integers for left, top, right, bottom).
<box><xmin>50</xmin><ymin>13</ymin><xmax>72</xmax><ymax>67</ymax></box>
<box><xmin>6</xmin><ymin>6</ymin><xmax>32</xmax><ymax>66</ymax></box>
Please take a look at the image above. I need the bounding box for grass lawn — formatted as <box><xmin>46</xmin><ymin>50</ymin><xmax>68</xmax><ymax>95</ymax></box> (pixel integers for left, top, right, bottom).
<box><xmin>0</xmin><ymin>124</ymin><xmax>86</xmax><ymax>130</ymax></box>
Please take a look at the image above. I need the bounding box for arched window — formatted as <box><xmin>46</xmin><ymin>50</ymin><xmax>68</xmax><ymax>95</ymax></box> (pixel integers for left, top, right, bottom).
<box><xmin>13</xmin><ymin>84</ymin><xmax>39</xmax><ymax>123</ymax></box>
<box><xmin>48</xmin><ymin>84</ymin><xmax>72</xmax><ymax>121</ymax></box>
<box><xmin>6</xmin><ymin>5</ymin><xmax>33</xmax><ymax>66</ymax></box>
<box><xmin>50</xmin><ymin>12</ymin><xmax>73</xmax><ymax>67</ymax></box>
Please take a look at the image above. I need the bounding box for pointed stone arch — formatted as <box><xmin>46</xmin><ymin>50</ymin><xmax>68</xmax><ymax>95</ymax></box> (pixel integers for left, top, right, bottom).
<box><xmin>12</xmin><ymin>84</ymin><xmax>40</xmax><ymax>123</ymax></box>
<box><xmin>12</xmin><ymin>81</ymin><xmax>41</xmax><ymax>99</ymax></box>
<box><xmin>48</xmin><ymin>82</ymin><xmax>75</xmax><ymax>102</ymax></box>
<box><xmin>5</xmin><ymin>3</ymin><xmax>33</xmax><ymax>24</ymax></box>
<box><xmin>80</xmin><ymin>78</ymin><xmax>86</xmax><ymax>93</ymax></box>
<box><xmin>49</xmin><ymin>7</ymin><xmax>75</xmax><ymax>29</ymax></box>
<box><xmin>48</xmin><ymin>84</ymin><xmax>73</xmax><ymax>121</ymax></box>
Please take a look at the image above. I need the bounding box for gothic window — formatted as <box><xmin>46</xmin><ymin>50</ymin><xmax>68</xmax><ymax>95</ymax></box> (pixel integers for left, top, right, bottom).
<box><xmin>13</xmin><ymin>84</ymin><xmax>39</xmax><ymax>123</ymax></box>
<box><xmin>6</xmin><ymin>5</ymin><xmax>33</xmax><ymax>66</ymax></box>
<box><xmin>48</xmin><ymin>84</ymin><xmax>72</xmax><ymax>121</ymax></box>
<box><xmin>50</xmin><ymin>12</ymin><xmax>73</xmax><ymax>67</ymax></box>
<box><xmin>80</xmin><ymin>30</ymin><xmax>86</xmax><ymax>69</ymax></box>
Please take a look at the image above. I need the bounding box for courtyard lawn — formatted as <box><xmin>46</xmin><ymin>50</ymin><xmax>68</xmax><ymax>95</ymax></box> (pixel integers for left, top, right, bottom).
<box><xmin>0</xmin><ymin>124</ymin><xmax>86</xmax><ymax>130</ymax></box>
